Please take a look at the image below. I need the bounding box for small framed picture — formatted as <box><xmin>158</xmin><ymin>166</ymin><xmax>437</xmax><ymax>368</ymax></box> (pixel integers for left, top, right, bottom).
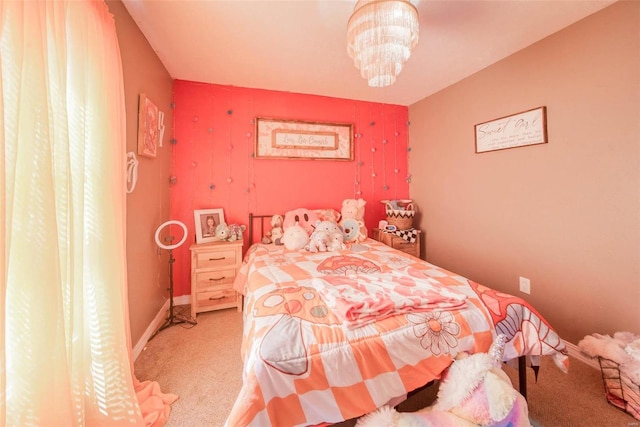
<box><xmin>194</xmin><ymin>208</ymin><xmax>225</xmax><ymax>244</ymax></box>
<box><xmin>137</xmin><ymin>93</ymin><xmax>159</xmax><ymax>158</ymax></box>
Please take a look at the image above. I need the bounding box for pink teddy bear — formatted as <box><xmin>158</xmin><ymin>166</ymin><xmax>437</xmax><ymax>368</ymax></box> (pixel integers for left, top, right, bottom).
<box><xmin>340</xmin><ymin>198</ymin><xmax>368</xmax><ymax>243</ymax></box>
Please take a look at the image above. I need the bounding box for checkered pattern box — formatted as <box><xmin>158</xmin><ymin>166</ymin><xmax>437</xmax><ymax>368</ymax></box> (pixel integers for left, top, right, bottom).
<box><xmin>598</xmin><ymin>357</ymin><xmax>640</xmax><ymax>420</ymax></box>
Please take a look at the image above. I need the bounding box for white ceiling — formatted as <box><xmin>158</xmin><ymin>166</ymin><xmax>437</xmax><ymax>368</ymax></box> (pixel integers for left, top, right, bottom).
<box><xmin>121</xmin><ymin>0</ymin><xmax>615</xmax><ymax>106</ymax></box>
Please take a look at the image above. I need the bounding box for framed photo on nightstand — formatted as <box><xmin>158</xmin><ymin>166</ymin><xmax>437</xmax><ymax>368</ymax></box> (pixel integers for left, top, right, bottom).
<box><xmin>194</xmin><ymin>208</ymin><xmax>225</xmax><ymax>244</ymax></box>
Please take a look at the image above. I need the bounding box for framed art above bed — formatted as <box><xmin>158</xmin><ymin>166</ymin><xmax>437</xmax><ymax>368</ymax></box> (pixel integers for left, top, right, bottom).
<box><xmin>255</xmin><ymin>117</ymin><xmax>354</xmax><ymax>160</ymax></box>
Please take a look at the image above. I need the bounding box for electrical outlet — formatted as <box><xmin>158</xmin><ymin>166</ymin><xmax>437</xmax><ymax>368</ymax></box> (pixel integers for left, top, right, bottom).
<box><xmin>519</xmin><ymin>276</ymin><xmax>531</xmax><ymax>294</ymax></box>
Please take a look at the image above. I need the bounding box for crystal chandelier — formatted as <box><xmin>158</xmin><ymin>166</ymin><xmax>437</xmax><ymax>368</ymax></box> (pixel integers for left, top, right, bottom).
<box><xmin>347</xmin><ymin>0</ymin><xmax>419</xmax><ymax>88</ymax></box>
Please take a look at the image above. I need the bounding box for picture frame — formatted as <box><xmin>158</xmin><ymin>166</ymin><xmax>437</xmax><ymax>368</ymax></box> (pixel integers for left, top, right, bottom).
<box><xmin>475</xmin><ymin>106</ymin><xmax>547</xmax><ymax>153</ymax></box>
<box><xmin>255</xmin><ymin>117</ymin><xmax>353</xmax><ymax>160</ymax></box>
<box><xmin>194</xmin><ymin>208</ymin><xmax>225</xmax><ymax>244</ymax></box>
<box><xmin>137</xmin><ymin>93</ymin><xmax>159</xmax><ymax>158</ymax></box>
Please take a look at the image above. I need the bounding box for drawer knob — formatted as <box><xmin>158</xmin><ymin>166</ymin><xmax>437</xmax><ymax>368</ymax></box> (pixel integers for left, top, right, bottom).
<box><xmin>209</xmin><ymin>256</ymin><xmax>225</xmax><ymax>261</ymax></box>
<box><xmin>209</xmin><ymin>296</ymin><xmax>225</xmax><ymax>301</ymax></box>
<box><xmin>209</xmin><ymin>276</ymin><xmax>226</xmax><ymax>281</ymax></box>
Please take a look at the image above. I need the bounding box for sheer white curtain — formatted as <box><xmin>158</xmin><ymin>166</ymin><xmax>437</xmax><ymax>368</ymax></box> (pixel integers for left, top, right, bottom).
<box><xmin>1</xmin><ymin>1</ymin><xmax>175</xmax><ymax>426</ymax></box>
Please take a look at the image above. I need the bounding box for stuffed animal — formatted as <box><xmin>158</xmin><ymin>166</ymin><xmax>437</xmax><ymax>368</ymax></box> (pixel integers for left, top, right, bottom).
<box><xmin>283</xmin><ymin>208</ymin><xmax>319</xmax><ymax>236</ymax></box>
<box><xmin>340</xmin><ymin>198</ymin><xmax>368</xmax><ymax>243</ymax></box>
<box><xmin>262</xmin><ymin>214</ymin><xmax>284</xmax><ymax>245</ymax></box>
<box><xmin>578</xmin><ymin>331</ymin><xmax>640</xmax><ymax>386</ymax></box>
<box><xmin>214</xmin><ymin>223</ymin><xmax>245</xmax><ymax>242</ymax></box>
<box><xmin>305</xmin><ymin>230</ymin><xmax>329</xmax><ymax>253</ymax></box>
<box><xmin>326</xmin><ymin>231</ymin><xmax>346</xmax><ymax>251</ymax></box>
<box><xmin>305</xmin><ymin>220</ymin><xmax>341</xmax><ymax>252</ymax></box>
<box><xmin>340</xmin><ymin>218</ymin><xmax>361</xmax><ymax>243</ymax></box>
<box><xmin>227</xmin><ymin>224</ymin><xmax>246</xmax><ymax>241</ymax></box>
<box><xmin>213</xmin><ymin>223</ymin><xmax>230</xmax><ymax>241</ymax></box>
<box><xmin>270</xmin><ymin>224</ymin><xmax>284</xmax><ymax>245</ymax></box>
<box><xmin>356</xmin><ymin>335</ymin><xmax>531</xmax><ymax>427</ymax></box>
<box><xmin>282</xmin><ymin>223</ymin><xmax>309</xmax><ymax>251</ymax></box>
<box><xmin>314</xmin><ymin>220</ymin><xmax>342</xmax><ymax>235</ymax></box>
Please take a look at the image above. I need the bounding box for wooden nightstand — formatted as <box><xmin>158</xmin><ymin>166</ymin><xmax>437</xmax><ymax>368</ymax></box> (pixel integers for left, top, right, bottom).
<box><xmin>372</xmin><ymin>228</ymin><xmax>422</xmax><ymax>258</ymax></box>
<box><xmin>189</xmin><ymin>240</ymin><xmax>243</xmax><ymax>319</ymax></box>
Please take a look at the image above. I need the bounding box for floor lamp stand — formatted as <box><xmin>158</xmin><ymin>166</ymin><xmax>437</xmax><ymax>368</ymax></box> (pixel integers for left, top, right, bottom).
<box><xmin>150</xmin><ymin>220</ymin><xmax>196</xmax><ymax>341</ymax></box>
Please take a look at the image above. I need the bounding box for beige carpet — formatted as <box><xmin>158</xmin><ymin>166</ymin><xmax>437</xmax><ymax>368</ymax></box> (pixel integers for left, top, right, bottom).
<box><xmin>134</xmin><ymin>306</ymin><xmax>637</xmax><ymax>427</ymax></box>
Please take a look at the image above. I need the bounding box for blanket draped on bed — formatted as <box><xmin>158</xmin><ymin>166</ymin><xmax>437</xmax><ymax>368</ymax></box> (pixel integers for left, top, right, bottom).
<box><xmin>311</xmin><ymin>272</ymin><xmax>468</xmax><ymax>328</ymax></box>
<box><xmin>226</xmin><ymin>239</ymin><xmax>569</xmax><ymax>427</ymax></box>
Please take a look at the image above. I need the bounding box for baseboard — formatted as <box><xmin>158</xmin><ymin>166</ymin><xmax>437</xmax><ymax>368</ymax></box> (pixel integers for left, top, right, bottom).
<box><xmin>564</xmin><ymin>339</ymin><xmax>599</xmax><ymax>370</ymax></box>
<box><xmin>132</xmin><ymin>294</ymin><xmax>191</xmax><ymax>361</ymax></box>
<box><xmin>174</xmin><ymin>294</ymin><xmax>191</xmax><ymax>306</ymax></box>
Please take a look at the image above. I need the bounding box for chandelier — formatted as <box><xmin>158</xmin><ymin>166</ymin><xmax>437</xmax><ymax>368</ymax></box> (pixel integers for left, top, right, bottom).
<box><xmin>347</xmin><ymin>0</ymin><xmax>419</xmax><ymax>88</ymax></box>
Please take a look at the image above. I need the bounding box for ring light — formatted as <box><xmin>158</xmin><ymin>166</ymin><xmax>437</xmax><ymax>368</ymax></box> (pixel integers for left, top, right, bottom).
<box><xmin>150</xmin><ymin>219</ymin><xmax>196</xmax><ymax>338</ymax></box>
<box><xmin>154</xmin><ymin>220</ymin><xmax>188</xmax><ymax>250</ymax></box>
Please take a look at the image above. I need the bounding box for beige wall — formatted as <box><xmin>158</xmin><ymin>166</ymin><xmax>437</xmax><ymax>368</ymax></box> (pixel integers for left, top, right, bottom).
<box><xmin>107</xmin><ymin>1</ymin><xmax>174</xmax><ymax>346</ymax></box>
<box><xmin>409</xmin><ymin>1</ymin><xmax>639</xmax><ymax>345</ymax></box>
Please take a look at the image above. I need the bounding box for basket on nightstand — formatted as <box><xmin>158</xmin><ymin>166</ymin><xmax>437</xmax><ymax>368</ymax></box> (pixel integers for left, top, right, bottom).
<box><xmin>383</xmin><ymin>200</ymin><xmax>415</xmax><ymax>230</ymax></box>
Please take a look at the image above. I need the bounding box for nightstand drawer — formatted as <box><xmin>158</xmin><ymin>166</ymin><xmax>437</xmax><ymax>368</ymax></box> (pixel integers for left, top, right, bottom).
<box><xmin>196</xmin><ymin>288</ymin><xmax>238</xmax><ymax>310</ymax></box>
<box><xmin>194</xmin><ymin>269</ymin><xmax>236</xmax><ymax>290</ymax></box>
<box><xmin>392</xmin><ymin>239</ymin><xmax>418</xmax><ymax>256</ymax></box>
<box><xmin>195</xmin><ymin>249</ymin><xmax>238</xmax><ymax>269</ymax></box>
<box><xmin>372</xmin><ymin>228</ymin><xmax>422</xmax><ymax>259</ymax></box>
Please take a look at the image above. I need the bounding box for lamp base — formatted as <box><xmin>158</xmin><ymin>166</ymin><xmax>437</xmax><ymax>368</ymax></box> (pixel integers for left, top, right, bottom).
<box><xmin>151</xmin><ymin>310</ymin><xmax>196</xmax><ymax>340</ymax></box>
<box><xmin>149</xmin><ymin>246</ymin><xmax>196</xmax><ymax>341</ymax></box>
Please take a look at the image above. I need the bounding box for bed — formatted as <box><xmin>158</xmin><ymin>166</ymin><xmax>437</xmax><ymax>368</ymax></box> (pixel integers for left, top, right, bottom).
<box><xmin>225</xmin><ymin>213</ymin><xmax>569</xmax><ymax>427</ymax></box>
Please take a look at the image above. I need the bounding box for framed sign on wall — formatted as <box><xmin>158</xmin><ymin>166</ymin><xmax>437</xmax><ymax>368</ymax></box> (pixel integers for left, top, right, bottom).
<box><xmin>475</xmin><ymin>106</ymin><xmax>547</xmax><ymax>153</ymax></box>
<box><xmin>255</xmin><ymin>117</ymin><xmax>353</xmax><ymax>160</ymax></box>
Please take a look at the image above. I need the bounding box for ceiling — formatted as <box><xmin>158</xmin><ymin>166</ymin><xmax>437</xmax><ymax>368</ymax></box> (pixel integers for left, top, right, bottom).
<box><xmin>121</xmin><ymin>0</ymin><xmax>615</xmax><ymax>106</ymax></box>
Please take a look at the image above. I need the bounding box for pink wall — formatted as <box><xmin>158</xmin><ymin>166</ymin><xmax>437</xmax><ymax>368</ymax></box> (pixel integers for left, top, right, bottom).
<box><xmin>170</xmin><ymin>80</ymin><xmax>410</xmax><ymax>296</ymax></box>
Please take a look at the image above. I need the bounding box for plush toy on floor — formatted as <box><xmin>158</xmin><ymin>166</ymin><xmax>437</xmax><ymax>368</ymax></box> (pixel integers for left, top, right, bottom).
<box><xmin>578</xmin><ymin>331</ymin><xmax>640</xmax><ymax>386</ymax></box>
<box><xmin>356</xmin><ymin>335</ymin><xmax>531</xmax><ymax>427</ymax></box>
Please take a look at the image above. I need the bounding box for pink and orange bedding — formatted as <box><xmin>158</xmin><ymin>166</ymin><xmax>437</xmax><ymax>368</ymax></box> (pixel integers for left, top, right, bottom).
<box><xmin>225</xmin><ymin>238</ymin><xmax>568</xmax><ymax>427</ymax></box>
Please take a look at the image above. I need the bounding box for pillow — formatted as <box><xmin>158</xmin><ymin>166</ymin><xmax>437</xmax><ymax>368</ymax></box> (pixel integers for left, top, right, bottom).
<box><xmin>282</xmin><ymin>208</ymin><xmax>319</xmax><ymax>235</ymax></box>
<box><xmin>283</xmin><ymin>223</ymin><xmax>309</xmax><ymax>250</ymax></box>
<box><xmin>313</xmin><ymin>208</ymin><xmax>341</xmax><ymax>223</ymax></box>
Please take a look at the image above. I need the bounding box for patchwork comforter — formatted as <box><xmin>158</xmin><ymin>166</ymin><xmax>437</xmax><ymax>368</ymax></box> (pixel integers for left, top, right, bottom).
<box><xmin>225</xmin><ymin>239</ymin><xmax>568</xmax><ymax>427</ymax></box>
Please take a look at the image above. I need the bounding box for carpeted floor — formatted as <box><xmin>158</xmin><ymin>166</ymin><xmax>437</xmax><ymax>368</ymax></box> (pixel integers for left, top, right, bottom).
<box><xmin>134</xmin><ymin>306</ymin><xmax>638</xmax><ymax>427</ymax></box>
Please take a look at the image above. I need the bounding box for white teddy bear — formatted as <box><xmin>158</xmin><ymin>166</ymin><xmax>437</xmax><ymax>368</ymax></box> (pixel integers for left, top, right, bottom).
<box><xmin>306</xmin><ymin>230</ymin><xmax>329</xmax><ymax>253</ymax></box>
<box><xmin>305</xmin><ymin>220</ymin><xmax>342</xmax><ymax>252</ymax></box>
<box><xmin>326</xmin><ymin>231</ymin><xmax>346</xmax><ymax>251</ymax></box>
